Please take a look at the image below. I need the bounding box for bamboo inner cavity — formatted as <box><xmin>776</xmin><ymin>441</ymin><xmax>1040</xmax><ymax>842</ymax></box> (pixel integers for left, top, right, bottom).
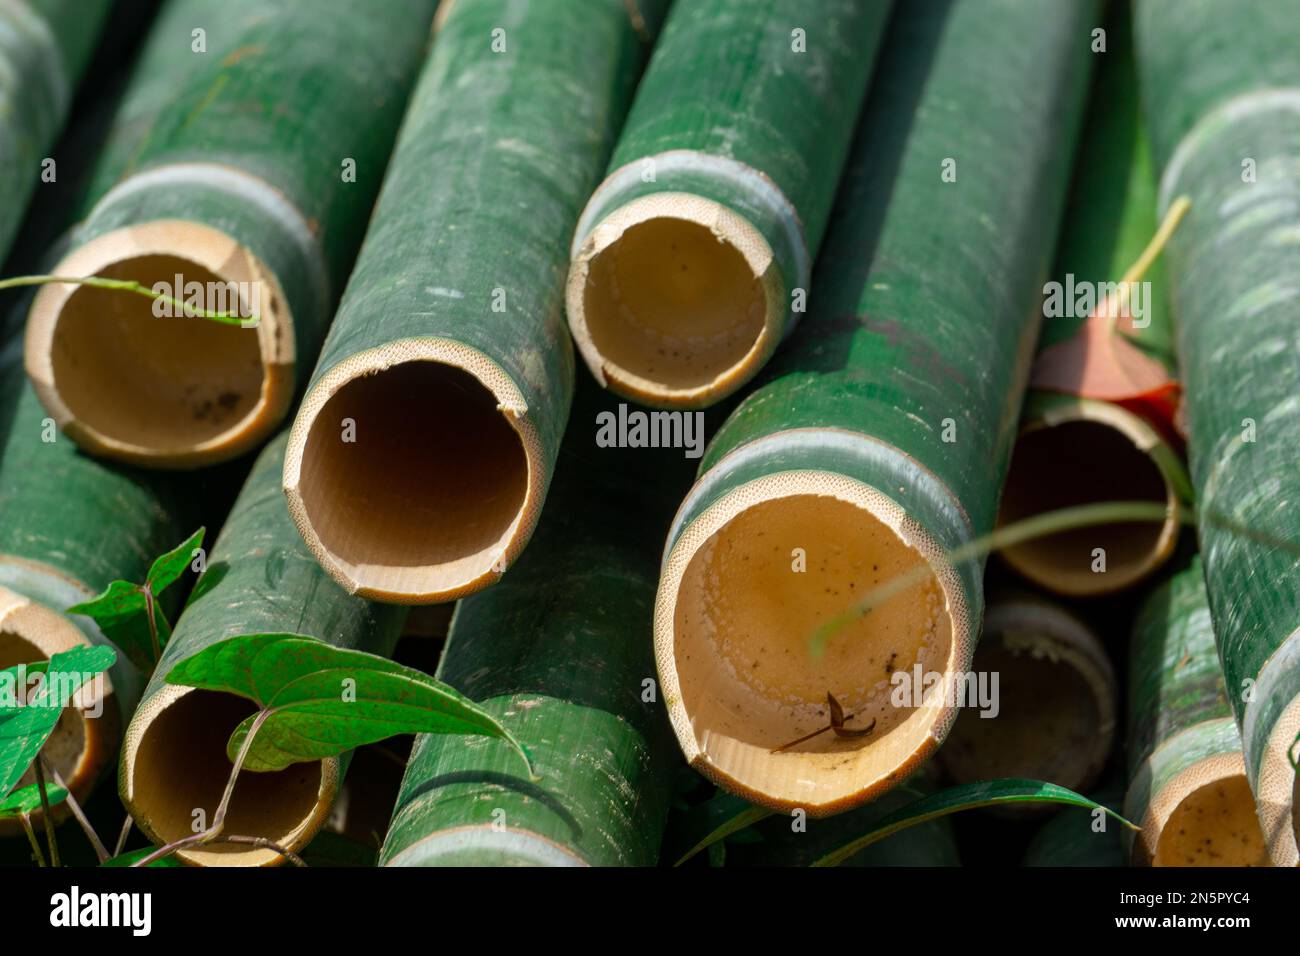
<box><xmin>671</xmin><ymin>489</ymin><xmax>956</xmax><ymax>807</ymax></box>
<box><xmin>582</xmin><ymin>216</ymin><xmax>766</xmax><ymax>393</ymax></box>
<box><xmin>132</xmin><ymin>690</ymin><xmax>322</xmax><ymax>863</ymax></box>
<box><xmin>1154</xmin><ymin>773</ymin><xmax>1269</xmax><ymax>867</ymax></box>
<box><xmin>49</xmin><ymin>254</ymin><xmax>264</xmax><ymax>451</ymax></box>
<box><xmin>938</xmin><ymin>634</ymin><xmax>1104</xmax><ymax>788</ymax></box>
<box><xmin>999</xmin><ymin>418</ymin><xmax>1173</xmax><ymax>593</ymax></box>
<box><xmin>297</xmin><ymin>360</ymin><xmax>529</xmax><ymax>598</ymax></box>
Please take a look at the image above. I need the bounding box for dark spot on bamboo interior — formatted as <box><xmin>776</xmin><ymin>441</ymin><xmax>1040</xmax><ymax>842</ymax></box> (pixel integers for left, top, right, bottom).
<box><xmin>26</xmin><ymin>231</ymin><xmax>291</xmax><ymax>469</ymax></box>
<box><xmin>660</xmin><ymin>479</ymin><xmax>964</xmax><ymax>814</ymax></box>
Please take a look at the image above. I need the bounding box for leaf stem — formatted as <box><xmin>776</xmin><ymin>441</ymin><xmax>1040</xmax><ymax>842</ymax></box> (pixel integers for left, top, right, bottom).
<box><xmin>142</xmin><ymin>585</ymin><xmax>160</xmax><ymax>667</ymax></box>
<box><xmin>810</xmin><ymin>500</ymin><xmax>1179</xmax><ymax>656</ymax></box>
<box><xmin>19</xmin><ymin>812</ymin><xmax>47</xmax><ymax>867</ymax></box>
<box><xmin>215</xmin><ymin>835</ymin><xmax>307</xmax><ymax>866</ymax></box>
<box><xmin>0</xmin><ymin>274</ymin><xmax>255</xmax><ymax>327</ymax></box>
<box><xmin>1105</xmin><ymin>194</ymin><xmax>1191</xmax><ymax>337</ymax></box>
<box><xmin>33</xmin><ymin>757</ymin><xmax>60</xmax><ymax>867</ymax></box>
<box><xmin>114</xmin><ymin>816</ymin><xmax>133</xmax><ymax>857</ymax></box>
<box><xmin>45</xmin><ymin>761</ymin><xmax>108</xmax><ymax>863</ymax></box>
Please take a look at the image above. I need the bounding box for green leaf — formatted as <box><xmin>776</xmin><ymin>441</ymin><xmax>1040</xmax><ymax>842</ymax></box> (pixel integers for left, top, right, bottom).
<box><xmin>67</xmin><ymin>582</ymin><xmax>171</xmax><ymax>672</ymax></box>
<box><xmin>663</xmin><ymin>789</ymin><xmax>773</xmax><ymax>867</ymax></box>
<box><xmin>165</xmin><ymin>633</ymin><xmax>533</xmax><ymax>776</ymax></box>
<box><xmin>0</xmin><ymin>781</ymin><xmax>67</xmax><ymax>818</ymax></box>
<box><xmin>0</xmin><ymin>645</ymin><xmax>116</xmax><ymax>798</ymax></box>
<box><xmin>66</xmin><ymin>529</ymin><xmax>199</xmax><ymax>671</ymax></box>
<box><xmin>146</xmin><ymin>527</ymin><xmax>205</xmax><ymax>595</ymax></box>
<box><xmin>810</xmin><ymin>779</ymin><xmax>1137</xmax><ymax>867</ymax></box>
<box><xmin>67</xmin><ymin>580</ymin><xmax>146</xmax><ymax>631</ymax></box>
<box><xmin>101</xmin><ymin>847</ymin><xmax>182</xmax><ymax>867</ymax></box>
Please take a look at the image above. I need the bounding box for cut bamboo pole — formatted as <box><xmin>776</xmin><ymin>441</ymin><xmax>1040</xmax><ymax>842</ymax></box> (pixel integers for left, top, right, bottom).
<box><xmin>653</xmin><ymin>0</ymin><xmax>1097</xmax><ymax>815</ymax></box>
<box><xmin>1000</xmin><ymin>14</ymin><xmax>1186</xmax><ymax>597</ymax></box>
<box><xmin>380</xmin><ymin>380</ymin><xmax>686</xmax><ymax>866</ymax></box>
<box><xmin>1136</xmin><ymin>0</ymin><xmax>1300</xmax><ymax>866</ymax></box>
<box><xmin>0</xmin><ymin>0</ymin><xmax>111</xmax><ymax>262</ymax></box>
<box><xmin>284</xmin><ymin>0</ymin><xmax>667</xmax><ymax>604</ymax></box>
<box><xmin>998</xmin><ymin>395</ymin><xmax>1187</xmax><ymax>596</ymax></box>
<box><xmin>566</xmin><ymin>0</ymin><xmax>892</xmax><ymax>409</ymax></box>
<box><xmin>1125</xmin><ymin>560</ymin><xmax>1269</xmax><ymax>866</ymax></box>
<box><xmin>23</xmin><ymin>0</ymin><xmax>441</xmax><ymax>468</ymax></box>
<box><xmin>121</xmin><ymin>431</ymin><xmax>407</xmax><ymax>867</ymax></box>
<box><xmin>0</xmin><ymin>321</ymin><xmax>191</xmax><ymax>835</ymax></box>
<box><xmin>0</xmin><ymin>585</ymin><xmax>119</xmax><ymax>837</ymax></box>
<box><xmin>937</xmin><ymin>592</ymin><xmax>1116</xmax><ymax>796</ymax></box>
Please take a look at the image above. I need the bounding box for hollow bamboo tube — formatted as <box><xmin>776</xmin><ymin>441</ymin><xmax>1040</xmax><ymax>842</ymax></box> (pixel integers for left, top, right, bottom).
<box><xmin>1125</xmin><ymin>560</ymin><xmax>1269</xmax><ymax>866</ymax></box>
<box><xmin>653</xmin><ymin>0</ymin><xmax>1097</xmax><ymax>815</ymax></box>
<box><xmin>723</xmin><ymin>773</ymin><xmax>959</xmax><ymax>867</ymax></box>
<box><xmin>284</xmin><ymin>0</ymin><xmax>668</xmax><ymax>604</ymax></box>
<box><xmin>380</xmin><ymin>379</ymin><xmax>687</xmax><ymax>866</ymax></box>
<box><xmin>1022</xmin><ymin>784</ymin><xmax>1125</xmax><ymax>867</ymax></box>
<box><xmin>566</xmin><ymin>0</ymin><xmax>892</xmax><ymax>409</ymax></box>
<box><xmin>1136</xmin><ymin>0</ymin><xmax>1300</xmax><ymax>866</ymax></box>
<box><xmin>121</xmin><ymin>432</ymin><xmax>407</xmax><ymax>867</ymax></box>
<box><xmin>23</xmin><ymin>0</ymin><xmax>441</xmax><ymax>468</ymax></box>
<box><xmin>998</xmin><ymin>395</ymin><xmax>1187</xmax><ymax>596</ymax></box>
<box><xmin>0</xmin><ymin>0</ymin><xmax>111</xmax><ymax>262</ymax></box>
<box><xmin>999</xmin><ymin>14</ymin><xmax>1185</xmax><ymax>597</ymax></box>
<box><xmin>0</xmin><ymin>328</ymin><xmax>189</xmax><ymax>835</ymax></box>
<box><xmin>937</xmin><ymin>592</ymin><xmax>1116</xmax><ymax>796</ymax></box>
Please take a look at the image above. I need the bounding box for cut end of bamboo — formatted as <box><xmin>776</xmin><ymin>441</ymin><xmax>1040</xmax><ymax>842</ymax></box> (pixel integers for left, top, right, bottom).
<box><xmin>1254</xmin><ymin>681</ymin><xmax>1300</xmax><ymax>867</ymax></box>
<box><xmin>998</xmin><ymin>398</ymin><xmax>1181</xmax><ymax>596</ymax></box>
<box><xmin>937</xmin><ymin>596</ymin><xmax>1116</xmax><ymax>796</ymax></box>
<box><xmin>23</xmin><ymin>220</ymin><xmax>293</xmax><ymax>469</ymax></box>
<box><xmin>655</xmin><ymin>471</ymin><xmax>971</xmax><ymax>815</ymax></box>
<box><xmin>1134</xmin><ymin>751</ymin><xmax>1270</xmax><ymax>867</ymax></box>
<box><xmin>567</xmin><ymin>193</ymin><xmax>783</xmax><ymax>409</ymax></box>
<box><xmin>121</xmin><ymin>685</ymin><xmax>338</xmax><ymax>867</ymax></box>
<box><xmin>284</xmin><ymin>341</ymin><xmax>543</xmax><ymax>604</ymax></box>
<box><xmin>0</xmin><ymin>587</ymin><xmax>119</xmax><ymax>836</ymax></box>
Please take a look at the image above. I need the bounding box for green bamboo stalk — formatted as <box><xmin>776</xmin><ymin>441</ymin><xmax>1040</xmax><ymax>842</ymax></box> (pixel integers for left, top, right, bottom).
<box><xmin>999</xmin><ymin>11</ymin><xmax>1186</xmax><ymax>597</ymax></box>
<box><xmin>283</xmin><ymin>0</ymin><xmax>668</xmax><ymax>605</ymax></box>
<box><xmin>120</xmin><ymin>431</ymin><xmax>407</xmax><ymax>867</ymax></box>
<box><xmin>565</xmin><ymin>0</ymin><xmax>893</xmax><ymax>409</ymax></box>
<box><xmin>722</xmin><ymin>773</ymin><xmax>959</xmax><ymax>867</ymax></box>
<box><xmin>653</xmin><ymin>0</ymin><xmax>1097</xmax><ymax>815</ymax></box>
<box><xmin>380</xmin><ymin>379</ymin><xmax>687</xmax><ymax>866</ymax></box>
<box><xmin>0</xmin><ymin>315</ymin><xmax>192</xmax><ymax>836</ymax></box>
<box><xmin>1124</xmin><ymin>559</ymin><xmax>1269</xmax><ymax>866</ymax></box>
<box><xmin>1135</xmin><ymin>0</ymin><xmax>1300</xmax><ymax>866</ymax></box>
<box><xmin>937</xmin><ymin>591</ymin><xmax>1116</xmax><ymax>797</ymax></box>
<box><xmin>0</xmin><ymin>0</ymin><xmax>112</xmax><ymax>262</ymax></box>
<box><xmin>1037</xmin><ymin>4</ymin><xmax>1173</xmax><ymax>362</ymax></box>
<box><xmin>21</xmin><ymin>0</ymin><xmax>441</xmax><ymax>469</ymax></box>
<box><xmin>997</xmin><ymin>395</ymin><xmax>1187</xmax><ymax>596</ymax></box>
<box><xmin>1022</xmin><ymin>784</ymin><xmax>1125</xmax><ymax>867</ymax></box>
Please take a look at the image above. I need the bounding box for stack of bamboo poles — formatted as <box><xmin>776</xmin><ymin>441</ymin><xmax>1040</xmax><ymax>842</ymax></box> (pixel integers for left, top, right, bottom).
<box><xmin>652</xmin><ymin>0</ymin><xmax>1096</xmax><ymax>814</ymax></box>
<box><xmin>1135</xmin><ymin>0</ymin><xmax>1300</xmax><ymax>866</ymax></box>
<box><xmin>0</xmin><ymin>0</ymin><xmax>1297</xmax><ymax>871</ymax></box>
